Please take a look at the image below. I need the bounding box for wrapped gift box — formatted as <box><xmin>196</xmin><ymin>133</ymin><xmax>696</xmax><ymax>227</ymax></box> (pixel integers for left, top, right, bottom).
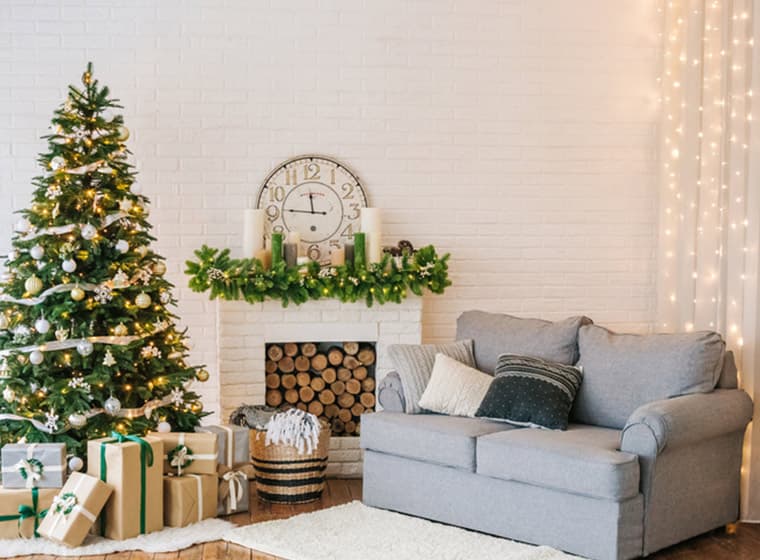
<box><xmin>0</xmin><ymin>486</ymin><xmax>57</xmax><ymax>539</ymax></box>
<box><xmin>37</xmin><ymin>472</ymin><xmax>112</xmax><ymax>547</ymax></box>
<box><xmin>164</xmin><ymin>474</ymin><xmax>218</xmax><ymax>527</ymax></box>
<box><xmin>196</xmin><ymin>424</ymin><xmax>250</xmax><ymax>469</ymax></box>
<box><xmin>1</xmin><ymin>443</ymin><xmax>67</xmax><ymax>489</ymax></box>
<box><xmin>149</xmin><ymin>432</ymin><xmax>218</xmax><ymax>476</ymax></box>
<box><xmin>87</xmin><ymin>434</ymin><xmax>163</xmax><ymax>540</ymax></box>
<box><xmin>217</xmin><ymin>464</ymin><xmax>251</xmax><ymax>516</ymax></box>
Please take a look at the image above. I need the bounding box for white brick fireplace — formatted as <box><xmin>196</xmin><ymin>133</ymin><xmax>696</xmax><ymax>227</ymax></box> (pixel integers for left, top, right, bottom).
<box><xmin>216</xmin><ymin>297</ymin><xmax>422</xmax><ymax>477</ymax></box>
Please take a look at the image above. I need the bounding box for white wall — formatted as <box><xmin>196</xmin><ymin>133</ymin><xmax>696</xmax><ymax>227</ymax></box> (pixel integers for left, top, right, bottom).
<box><xmin>0</xmin><ymin>0</ymin><xmax>662</xmax><ymax>416</ymax></box>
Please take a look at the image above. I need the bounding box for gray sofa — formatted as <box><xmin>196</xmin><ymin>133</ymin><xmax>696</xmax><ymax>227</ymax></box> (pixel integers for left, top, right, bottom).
<box><xmin>361</xmin><ymin>311</ymin><xmax>753</xmax><ymax>560</ymax></box>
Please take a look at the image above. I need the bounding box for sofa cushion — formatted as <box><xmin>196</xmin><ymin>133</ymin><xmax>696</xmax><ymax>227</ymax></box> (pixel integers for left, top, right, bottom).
<box><xmin>572</xmin><ymin>325</ymin><xmax>725</xmax><ymax>428</ymax></box>
<box><xmin>475</xmin><ymin>354</ymin><xmax>583</xmax><ymax>430</ymax></box>
<box><xmin>360</xmin><ymin>411</ymin><xmax>513</xmax><ymax>471</ymax></box>
<box><xmin>388</xmin><ymin>340</ymin><xmax>476</xmax><ymax>414</ymax></box>
<box><xmin>456</xmin><ymin>311</ymin><xmax>591</xmax><ymax>373</ymax></box>
<box><xmin>419</xmin><ymin>354</ymin><xmax>494</xmax><ymax>417</ymax></box>
<box><xmin>477</xmin><ymin>424</ymin><xmax>640</xmax><ymax>501</ymax></box>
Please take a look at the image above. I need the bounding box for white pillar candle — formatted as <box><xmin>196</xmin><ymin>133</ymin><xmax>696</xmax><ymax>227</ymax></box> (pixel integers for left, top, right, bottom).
<box><xmin>367</xmin><ymin>231</ymin><xmax>383</xmax><ymax>264</ymax></box>
<box><xmin>330</xmin><ymin>247</ymin><xmax>346</xmax><ymax>266</ymax></box>
<box><xmin>286</xmin><ymin>231</ymin><xmax>301</xmax><ymax>245</ymax></box>
<box><xmin>361</xmin><ymin>208</ymin><xmax>382</xmax><ymax>233</ymax></box>
<box><xmin>243</xmin><ymin>209</ymin><xmax>265</xmax><ymax>258</ymax></box>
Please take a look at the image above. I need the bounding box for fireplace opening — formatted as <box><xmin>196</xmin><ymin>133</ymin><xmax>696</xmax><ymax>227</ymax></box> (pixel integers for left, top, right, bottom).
<box><xmin>264</xmin><ymin>341</ymin><xmax>376</xmax><ymax>436</ymax></box>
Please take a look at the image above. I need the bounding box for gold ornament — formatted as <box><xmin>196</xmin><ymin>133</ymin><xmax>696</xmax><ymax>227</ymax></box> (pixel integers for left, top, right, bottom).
<box><xmin>135</xmin><ymin>292</ymin><xmax>151</xmax><ymax>309</ymax></box>
<box><xmin>113</xmin><ymin>323</ymin><xmax>128</xmax><ymax>336</ymax></box>
<box><xmin>117</xmin><ymin>126</ymin><xmax>130</xmax><ymax>141</ymax></box>
<box><xmin>196</xmin><ymin>369</ymin><xmax>210</xmax><ymax>382</ymax></box>
<box><xmin>136</xmin><ymin>246</ymin><xmax>149</xmax><ymax>258</ymax></box>
<box><xmin>152</xmin><ymin>261</ymin><xmax>167</xmax><ymax>276</ymax></box>
<box><xmin>70</xmin><ymin>287</ymin><xmax>85</xmax><ymax>301</ymax></box>
<box><xmin>24</xmin><ymin>275</ymin><xmax>43</xmax><ymax>295</ymax></box>
<box><xmin>190</xmin><ymin>401</ymin><xmax>203</xmax><ymax>414</ymax></box>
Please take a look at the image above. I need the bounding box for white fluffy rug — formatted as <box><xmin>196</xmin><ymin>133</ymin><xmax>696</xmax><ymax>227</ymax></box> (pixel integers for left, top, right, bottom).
<box><xmin>224</xmin><ymin>501</ymin><xmax>581</xmax><ymax>560</ymax></box>
<box><xmin>1</xmin><ymin>518</ymin><xmax>234</xmax><ymax>556</ymax></box>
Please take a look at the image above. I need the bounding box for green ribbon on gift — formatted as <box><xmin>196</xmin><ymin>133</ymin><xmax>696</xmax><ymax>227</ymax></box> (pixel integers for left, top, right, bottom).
<box><xmin>0</xmin><ymin>487</ymin><xmax>48</xmax><ymax>538</ymax></box>
<box><xmin>98</xmin><ymin>431</ymin><xmax>154</xmax><ymax>536</ymax></box>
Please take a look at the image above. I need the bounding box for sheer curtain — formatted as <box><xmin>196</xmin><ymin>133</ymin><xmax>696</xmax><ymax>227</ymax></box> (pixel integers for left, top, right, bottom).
<box><xmin>655</xmin><ymin>0</ymin><xmax>760</xmax><ymax>519</ymax></box>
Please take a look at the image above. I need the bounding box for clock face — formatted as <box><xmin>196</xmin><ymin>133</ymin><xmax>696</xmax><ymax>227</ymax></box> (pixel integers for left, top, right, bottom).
<box><xmin>256</xmin><ymin>155</ymin><xmax>368</xmax><ymax>264</ymax></box>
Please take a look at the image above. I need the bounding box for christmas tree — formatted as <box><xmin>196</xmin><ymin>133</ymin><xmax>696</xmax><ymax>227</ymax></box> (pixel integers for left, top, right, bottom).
<box><xmin>0</xmin><ymin>63</ymin><xmax>208</xmax><ymax>462</ymax></box>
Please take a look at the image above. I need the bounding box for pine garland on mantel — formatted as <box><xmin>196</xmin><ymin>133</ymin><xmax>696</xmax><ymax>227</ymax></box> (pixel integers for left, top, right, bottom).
<box><xmin>185</xmin><ymin>244</ymin><xmax>451</xmax><ymax>307</ymax></box>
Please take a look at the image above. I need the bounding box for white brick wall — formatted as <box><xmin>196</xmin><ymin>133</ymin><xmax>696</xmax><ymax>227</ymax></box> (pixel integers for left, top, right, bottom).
<box><xmin>0</xmin><ymin>0</ymin><xmax>662</xmax><ymax>418</ymax></box>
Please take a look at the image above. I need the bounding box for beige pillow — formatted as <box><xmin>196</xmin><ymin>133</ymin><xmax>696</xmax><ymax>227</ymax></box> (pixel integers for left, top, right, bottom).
<box><xmin>418</xmin><ymin>353</ymin><xmax>493</xmax><ymax>417</ymax></box>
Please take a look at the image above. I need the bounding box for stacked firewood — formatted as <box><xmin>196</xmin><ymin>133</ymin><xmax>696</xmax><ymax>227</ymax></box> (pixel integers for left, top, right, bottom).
<box><xmin>265</xmin><ymin>342</ymin><xmax>376</xmax><ymax>436</ymax></box>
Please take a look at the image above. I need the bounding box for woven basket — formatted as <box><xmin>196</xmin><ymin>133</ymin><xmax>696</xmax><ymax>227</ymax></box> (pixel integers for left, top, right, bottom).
<box><xmin>250</xmin><ymin>426</ymin><xmax>331</xmax><ymax>504</ymax></box>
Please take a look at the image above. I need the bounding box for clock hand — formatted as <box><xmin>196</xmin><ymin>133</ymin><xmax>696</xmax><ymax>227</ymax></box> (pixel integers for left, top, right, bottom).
<box><xmin>308</xmin><ymin>192</ymin><xmax>315</xmax><ymax>213</ymax></box>
<box><xmin>286</xmin><ymin>208</ymin><xmax>327</xmax><ymax>216</ymax></box>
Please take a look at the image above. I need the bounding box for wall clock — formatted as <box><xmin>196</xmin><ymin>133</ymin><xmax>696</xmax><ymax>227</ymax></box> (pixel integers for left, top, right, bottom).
<box><xmin>256</xmin><ymin>155</ymin><xmax>368</xmax><ymax>264</ymax></box>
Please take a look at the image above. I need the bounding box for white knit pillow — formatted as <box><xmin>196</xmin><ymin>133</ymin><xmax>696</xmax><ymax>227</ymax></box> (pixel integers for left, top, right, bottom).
<box><xmin>418</xmin><ymin>353</ymin><xmax>493</xmax><ymax>417</ymax></box>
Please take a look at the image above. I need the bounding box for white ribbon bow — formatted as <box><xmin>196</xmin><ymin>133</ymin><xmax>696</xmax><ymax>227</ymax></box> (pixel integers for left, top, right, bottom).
<box><xmin>222</xmin><ymin>470</ymin><xmax>247</xmax><ymax>512</ymax></box>
<box><xmin>14</xmin><ymin>458</ymin><xmax>42</xmax><ymax>489</ymax></box>
<box><xmin>170</xmin><ymin>445</ymin><xmax>190</xmax><ymax>475</ymax></box>
<box><xmin>52</xmin><ymin>493</ymin><xmax>78</xmax><ymax>516</ymax></box>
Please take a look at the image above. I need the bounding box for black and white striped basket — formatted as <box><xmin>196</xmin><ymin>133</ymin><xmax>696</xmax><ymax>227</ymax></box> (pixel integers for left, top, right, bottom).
<box><xmin>250</xmin><ymin>426</ymin><xmax>330</xmax><ymax>504</ymax></box>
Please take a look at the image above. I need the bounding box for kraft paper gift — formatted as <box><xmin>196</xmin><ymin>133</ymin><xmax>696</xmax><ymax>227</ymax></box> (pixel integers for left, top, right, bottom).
<box><xmin>149</xmin><ymin>431</ymin><xmax>218</xmax><ymax>476</ymax></box>
<box><xmin>195</xmin><ymin>424</ymin><xmax>250</xmax><ymax>468</ymax></box>
<box><xmin>86</xmin><ymin>433</ymin><xmax>163</xmax><ymax>540</ymax></box>
<box><xmin>216</xmin><ymin>464</ymin><xmax>250</xmax><ymax>516</ymax></box>
<box><xmin>0</xmin><ymin>486</ymin><xmax>57</xmax><ymax>539</ymax></box>
<box><xmin>163</xmin><ymin>474</ymin><xmax>218</xmax><ymax>527</ymax></box>
<box><xmin>37</xmin><ymin>472</ymin><xmax>112</xmax><ymax>547</ymax></box>
<box><xmin>1</xmin><ymin>442</ymin><xmax>67</xmax><ymax>489</ymax></box>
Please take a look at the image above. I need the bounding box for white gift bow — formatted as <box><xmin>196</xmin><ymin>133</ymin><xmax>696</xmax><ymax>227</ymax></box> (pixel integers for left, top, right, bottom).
<box><xmin>221</xmin><ymin>470</ymin><xmax>247</xmax><ymax>512</ymax></box>
<box><xmin>47</xmin><ymin>477</ymin><xmax>97</xmax><ymax>538</ymax></box>
<box><xmin>165</xmin><ymin>434</ymin><xmax>216</xmax><ymax>475</ymax></box>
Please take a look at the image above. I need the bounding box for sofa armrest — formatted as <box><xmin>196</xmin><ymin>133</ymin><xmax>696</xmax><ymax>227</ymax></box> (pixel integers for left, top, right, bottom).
<box><xmin>620</xmin><ymin>389</ymin><xmax>753</xmax><ymax>456</ymax></box>
<box><xmin>377</xmin><ymin>371</ymin><xmax>407</xmax><ymax>413</ymax></box>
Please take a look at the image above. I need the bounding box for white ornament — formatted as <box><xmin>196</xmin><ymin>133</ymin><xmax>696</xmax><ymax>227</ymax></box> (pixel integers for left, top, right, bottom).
<box><xmin>49</xmin><ymin>156</ymin><xmax>66</xmax><ymax>171</ymax></box>
<box><xmin>29</xmin><ymin>245</ymin><xmax>44</xmax><ymax>260</ymax></box>
<box><xmin>24</xmin><ymin>275</ymin><xmax>43</xmax><ymax>295</ymax></box>
<box><xmin>76</xmin><ymin>340</ymin><xmax>94</xmax><ymax>357</ymax></box>
<box><xmin>135</xmin><ymin>292</ymin><xmax>151</xmax><ymax>309</ymax></box>
<box><xmin>68</xmin><ymin>456</ymin><xmax>84</xmax><ymax>471</ymax></box>
<box><xmin>112</xmin><ymin>270</ymin><xmax>129</xmax><ymax>288</ymax></box>
<box><xmin>3</xmin><ymin>387</ymin><xmax>16</xmax><ymax>402</ymax></box>
<box><xmin>80</xmin><ymin>224</ymin><xmax>97</xmax><ymax>240</ymax></box>
<box><xmin>44</xmin><ymin>410</ymin><xmax>59</xmax><ymax>432</ymax></box>
<box><xmin>115</xmin><ymin>239</ymin><xmax>129</xmax><ymax>253</ymax></box>
<box><xmin>7</xmin><ymin>250</ymin><xmax>18</xmax><ymax>261</ymax></box>
<box><xmin>62</xmin><ymin>259</ymin><xmax>77</xmax><ymax>273</ymax></box>
<box><xmin>46</xmin><ymin>184</ymin><xmax>62</xmax><ymax>199</ymax></box>
<box><xmin>103</xmin><ymin>349</ymin><xmax>116</xmax><ymax>367</ymax></box>
<box><xmin>29</xmin><ymin>350</ymin><xmax>44</xmax><ymax>365</ymax></box>
<box><xmin>55</xmin><ymin>328</ymin><xmax>69</xmax><ymax>341</ymax></box>
<box><xmin>68</xmin><ymin>413</ymin><xmax>87</xmax><ymax>429</ymax></box>
<box><xmin>14</xmin><ymin>218</ymin><xmax>31</xmax><ymax>233</ymax></box>
<box><xmin>157</xmin><ymin>421</ymin><xmax>171</xmax><ymax>433</ymax></box>
<box><xmin>35</xmin><ymin>318</ymin><xmax>51</xmax><ymax>334</ymax></box>
<box><xmin>104</xmin><ymin>396</ymin><xmax>121</xmax><ymax>415</ymax></box>
<box><xmin>68</xmin><ymin>377</ymin><xmax>91</xmax><ymax>392</ymax></box>
<box><xmin>113</xmin><ymin>323</ymin><xmax>128</xmax><ymax>336</ymax></box>
<box><xmin>94</xmin><ymin>285</ymin><xmax>113</xmax><ymax>304</ymax></box>
<box><xmin>130</xmin><ymin>183</ymin><xmax>142</xmax><ymax>195</ymax></box>
<box><xmin>119</xmin><ymin>199</ymin><xmax>133</xmax><ymax>212</ymax></box>
<box><xmin>159</xmin><ymin>291</ymin><xmax>171</xmax><ymax>304</ymax></box>
<box><xmin>36</xmin><ymin>261</ymin><xmax>45</xmax><ymax>270</ymax></box>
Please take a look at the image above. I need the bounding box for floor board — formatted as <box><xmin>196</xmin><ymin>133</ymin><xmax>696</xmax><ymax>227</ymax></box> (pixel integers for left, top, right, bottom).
<box><xmin>20</xmin><ymin>478</ymin><xmax>760</xmax><ymax>559</ymax></box>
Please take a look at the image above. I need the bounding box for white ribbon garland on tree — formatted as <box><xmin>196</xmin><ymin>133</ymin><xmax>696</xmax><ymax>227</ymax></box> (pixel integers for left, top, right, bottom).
<box><xmin>0</xmin><ymin>335</ymin><xmax>142</xmax><ymax>357</ymax></box>
<box><xmin>0</xmin><ymin>283</ymin><xmax>99</xmax><ymax>306</ymax></box>
<box><xmin>16</xmin><ymin>210</ymin><xmax>130</xmax><ymax>243</ymax></box>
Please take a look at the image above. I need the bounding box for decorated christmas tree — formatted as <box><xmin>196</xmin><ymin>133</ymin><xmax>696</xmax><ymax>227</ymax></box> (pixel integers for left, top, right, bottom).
<box><xmin>0</xmin><ymin>63</ymin><xmax>208</xmax><ymax>462</ymax></box>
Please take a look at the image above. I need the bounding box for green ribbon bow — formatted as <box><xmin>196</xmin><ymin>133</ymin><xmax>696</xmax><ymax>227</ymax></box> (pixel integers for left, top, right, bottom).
<box><xmin>99</xmin><ymin>432</ymin><xmax>154</xmax><ymax>536</ymax></box>
<box><xmin>0</xmin><ymin>487</ymin><xmax>47</xmax><ymax>538</ymax></box>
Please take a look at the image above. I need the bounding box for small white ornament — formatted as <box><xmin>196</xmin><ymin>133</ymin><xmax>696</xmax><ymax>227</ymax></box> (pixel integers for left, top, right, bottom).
<box><xmin>46</xmin><ymin>184</ymin><xmax>62</xmax><ymax>199</ymax></box>
<box><xmin>29</xmin><ymin>350</ymin><xmax>44</xmax><ymax>365</ymax></box>
<box><xmin>68</xmin><ymin>456</ymin><xmax>84</xmax><ymax>471</ymax></box>
<box><xmin>157</xmin><ymin>421</ymin><xmax>171</xmax><ymax>433</ymax></box>
<box><xmin>29</xmin><ymin>245</ymin><xmax>44</xmax><ymax>260</ymax></box>
<box><xmin>112</xmin><ymin>270</ymin><xmax>129</xmax><ymax>288</ymax></box>
<box><xmin>62</xmin><ymin>259</ymin><xmax>77</xmax><ymax>273</ymax></box>
<box><xmin>24</xmin><ymin>275</ymin><xmax>43</xmax><ymax>295</ymax></box>
<box><xmin>76</xmin><ymin>340</ymin><xmax>94</xmax><ymax>357</ymax></box>
<box><xmin>34</xmin><ymin>318</ymin><xmax>51</xmax><ymax>334</ymax></box>
<box><xmin>119</xmin><ymin>199</ymin><xmax>133</xmax><ymax>212</ymax></box>
<box><xmin>68</xmin><ymin>413</ymin><xmax>87</xmax><ymax>429</ymax></box>
<box><xmin>159</xmin><ymin>291</ymin><xmax>171</xmax><ymax>304</ymax></box>
<box><xmin>80</xmin><ymin>224</ymin><xmax>97</xmax><ymax>240</ymax></box>
<box><xmin>103</xmin><ymin>349</ymin><xmax>116</xmax><ymax>366</ymax></box>
<box><xmin>7</xmin><ymin>250</ymin><xmax>18</xmax><ymax>261</ymax></box>
<box><xmin>14</xmin><ymin>218</ymin><xmax>31</xmax><ymax>233</ymax></box>
<box><xmin>130</xmin><ymin>183</ymin><xmax>142</xmax><ymax>195</ymax></box>
<box><xmin>44</xmin><ymin>410</ymin><xmax>59</xmax><ymax>432</ymax></box>
<box><xmin>36</xmin><ymin>261</ymin><xmax>45</xmax><ymax>270</ymax></box>
<box><xmin>3</xmin><ymin>387</ymin><xmax>16</xmax><ymax>402</ymax></box>
<box><xmin>113</xmin><ymin>323</ymin><xmax>128</xmax><ymax>336</ymax></box>
<box><xmin>104</xmin><ymin>396</ymin><xmax>121</xmax><ymax>415</ymax></box>
<box><xmin>94</xmin><ymin>285</ymin><xmax>113</xmax><ymax>304</ymax></box>
<box><xmin>115</xmin><ymin>239</ymin><xmax>129</xmax><ymax>253</ymax></box>
<box><xmin>49</xmin><ymin>156</ymin><xmax>66</xmax><ymax>171</ymax></box>
<box><xmin>135</xmin><ymin>292</ymin><xmax>151</xmax><ymax>309</ymax></box>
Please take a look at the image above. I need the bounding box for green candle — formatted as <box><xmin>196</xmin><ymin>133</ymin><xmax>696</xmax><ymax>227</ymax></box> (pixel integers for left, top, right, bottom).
<box><xmin>271</xmin><ymin>233</ymin><xmax>284</xmax><ymax>267</ymax></box>
<box><xmin>353</xmin><ymin>232</ymin><xmax>366</xmax><ymax>269</ymax></box>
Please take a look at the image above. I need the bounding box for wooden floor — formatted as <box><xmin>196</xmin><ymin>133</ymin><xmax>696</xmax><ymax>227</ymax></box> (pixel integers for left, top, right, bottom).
<box><xmin>13</xmin><ymin>478</ymin><xmax>760</xmax><ymax>560</ymax></box>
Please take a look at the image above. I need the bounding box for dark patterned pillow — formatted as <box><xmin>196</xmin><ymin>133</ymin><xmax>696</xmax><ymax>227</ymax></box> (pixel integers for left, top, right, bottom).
<box><xmin>474</xmin><ymin>354</ymin><xmax>583</xmax><ymax>430</ymax></box>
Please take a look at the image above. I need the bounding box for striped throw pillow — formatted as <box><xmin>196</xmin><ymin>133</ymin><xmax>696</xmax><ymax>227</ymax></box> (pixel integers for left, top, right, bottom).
<box><xmin>475</xmin><ymin>354</ymin><xmax>583</xmax><ymax>430</ymax></box>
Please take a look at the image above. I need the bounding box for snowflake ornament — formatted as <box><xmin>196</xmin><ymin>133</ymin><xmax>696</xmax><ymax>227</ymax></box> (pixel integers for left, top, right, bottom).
<box><xmin>102</xmin><ymin>349</ymin><xmax>116</xmax><ymax>367</ymax></box>
<box><xmin>141</xmin><ymin>345</ymin><xmax>161</xmax><ymax>359</ymax></box>
<box><xmin>44</xmin><ymin>410</ymin><xmax>59</xmax><ymax>432</ymax></box>
<box><xmin>153</xmin><ymin>320</ymin><xmax>168</xmax><ymax>332</ymax></box>
<box><xmin>3</xmin><ymin>386</ymin><xmax>16</xmax><ymax>402</ymax></box>
<box><xmin>68</xmin><ymin>377</ymin><xmax>91</xmax><ymax>393</ymax></box>
<box><xmin>94</xmin><ymin>285</ymin><xmax>113</xmax><ymax>304</ymax></box>
<box><xmin>46</xmin><ymin>184</ymin><xmax>62</xmax><ymax>199</ymax></box>
<box><xmin>169</xmin><ymin>387</ymin><xmax>184</xmax><ymax>406</ymax></box>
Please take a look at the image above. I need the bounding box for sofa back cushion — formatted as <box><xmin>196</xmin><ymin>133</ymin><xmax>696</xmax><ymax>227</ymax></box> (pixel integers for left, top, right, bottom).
<box><xmin>572</xmin><ymin>325</ymin><xmax>725</xmax><ymax>428</ymax></box>
<box><xmin>456</xmin><ymin>310</ymin><xmax>591</xmax><ymax>374</ymax></box>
